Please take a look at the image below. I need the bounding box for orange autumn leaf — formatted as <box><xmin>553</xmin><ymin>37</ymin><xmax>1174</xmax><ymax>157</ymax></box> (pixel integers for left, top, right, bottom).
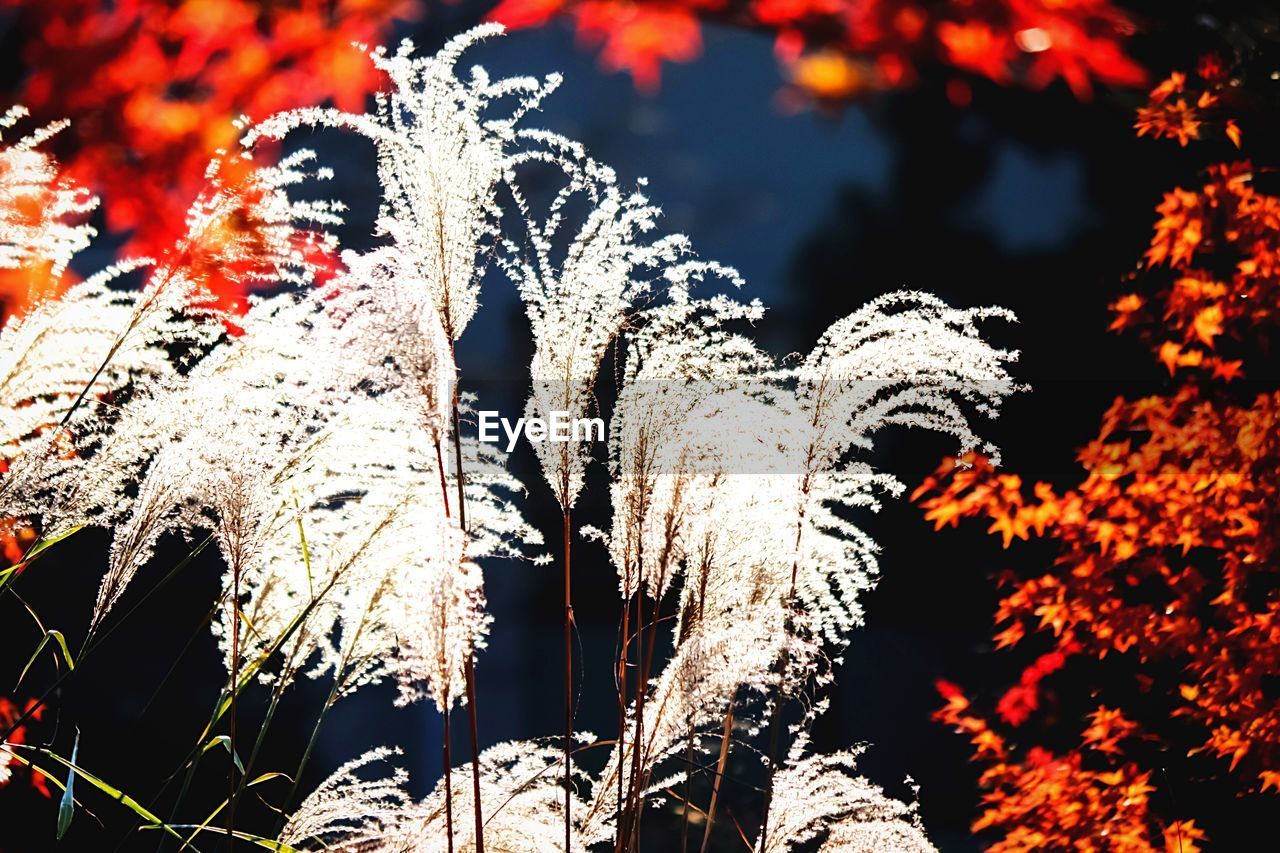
<box><xmin>1163</xmin><ymin>820</ymin><xmax>1206</xmax><ymax>853</ymax></box>
<box><xmin>1226</xmin><ymin>119</ymin><xmax>1243</xmax><ymax>148</ymax></box>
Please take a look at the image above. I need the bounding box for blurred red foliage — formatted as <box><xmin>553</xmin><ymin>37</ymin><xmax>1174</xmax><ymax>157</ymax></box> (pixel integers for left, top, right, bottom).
<box><xmin>0</xmin><ymin>0</ymin><xmax>415</xmax><ymax>309</ymax></box>
<box><xmin>0</xmin><ymin>696</ymin><xmax>49</xmax><ymax>797</ymax></box>
<box><xmin>488</xmin><ymin>0</ymin><xmax>1146</xmax><ymax>101</ymax></box>
<box><xmin>914</xmin><ymin>59</ymin><xmax>1280</xmax><ymax>849</ymax></box>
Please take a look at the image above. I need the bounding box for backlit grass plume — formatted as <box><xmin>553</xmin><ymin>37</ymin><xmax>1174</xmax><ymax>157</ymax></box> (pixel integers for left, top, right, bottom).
<box><xmin>0</xmin><ymin>24</ymin><xmax>1021</xmax><ymax>853</ymax></box>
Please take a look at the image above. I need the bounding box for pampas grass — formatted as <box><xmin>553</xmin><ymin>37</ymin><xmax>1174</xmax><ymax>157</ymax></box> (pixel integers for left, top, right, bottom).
<box><xmin>0</xmin><ymin>25</ymin><xmax>1020</xmax><ymax>852</ymax></box>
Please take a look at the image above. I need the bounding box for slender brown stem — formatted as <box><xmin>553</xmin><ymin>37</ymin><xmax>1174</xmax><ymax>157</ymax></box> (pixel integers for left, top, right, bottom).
<box><xmin>435</xmin><ymin>438</ymin><xmax>451</xmax><ymax>519</ymax></box>
<box><xmin>700</xmin><ymin>693</ymin><xmax>737</xmax><ymax>853</ymax></box>
<box><xmin>628</xmin><ymin>550</ymin><xmax>674</xmax><ymax>853</ymax></box>
<box><xmin>759</xmin><ymin>505</ymin><xmax>811</xmax><ymax>845</ymax></box>
<box><xmin>464</xmin><ymin>657</ymin><xmax>484</xmax><ymax>853</ymax></box>
<box><xmin>615</xmin><ymin>591</ymin><xmax>630</xmax><ymax>850</ymax></box>
<box><xmin>449</xmin><ymin>393</ymin><xmax>483</xmax><ymax>851</ymax></box>
<box><xmin>759</xmin><ymin>702</ymin><xmax>784</xmax><ymax>848</ymax></box>
<box><xmin>444</xmin><ymin>705</ymin><xmax>455</xmax><ymax>853</ymax></box>
<box><xmin>615</xmin><ymin>587</ymin><xmax>640</xmax><ymax>853</ymax></box>
<box><xmin>623</xmin><ymin>591</ymin><xmax>646</xmax><ymax>853</ymax></box>
<box><xmin>451</xmin><ymin>405</ymin><xmax>468</xmax><ymax>532</ymax></box>
<box><xmin>227</xmin><ymin>557</ymin><xmax>240</xmax><ymax>850</ymax></box>
<box><xmin>681</xmin><ymin>728</ymin><xmax>694</xmax><ymax>853</ymax></box>
<box><xmin>563</xmin><ymin>509</ymin><xmax>573</xmax><ymax>852</ymax></box>
<box><xmin>432</xmin><ymin>432</ymin><xmax>456</xmax><ymax>853</ymax></box>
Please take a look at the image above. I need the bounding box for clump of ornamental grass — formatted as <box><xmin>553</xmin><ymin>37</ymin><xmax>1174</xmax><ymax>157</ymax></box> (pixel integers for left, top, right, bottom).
<box><xmin>0</xmin><ymin>24</ymin><xmax>1019</xmax><ymax>853</ymax></box>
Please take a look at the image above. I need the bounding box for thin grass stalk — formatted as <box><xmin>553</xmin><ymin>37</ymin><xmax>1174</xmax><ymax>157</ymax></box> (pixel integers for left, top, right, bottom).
<box><xmin>226</xmin><ymin>508</ymin><xmax>314</xmax><ymax>825</ymax></box>
<box><xmin>274</xmin><ymin>598</ymin><xmax>377</xmax><ymax>839</ymax></box>
<box><xmin>157</xmin><ymin>567</ymin><xmax>348</xmax><ymax>852</ymax></box>
<box><xmin>277</xmin><ymin>672</ymin><xmax>341</xmax><ymax>836</ymax></box>
<box><xmin>464</xmin><ymin>657</ymin><xmax>483</xmax><ymax>850</ymax></box>
<box><xmin>614</xmin><ymin>592</ymin><xmax>633</xmax><ymax>853</ymax></box>
<box><xmin>758</xmin><ymin>695</ymin><xmax>786</xmax><ymax>849</ymax></box>
<box><xmin>432</xmin><ymin>432</ymin><xmax>457</xmax><ymax>853</ymax></box>
<box><xmin>700</xmin><ymin>692</ymin><xmax>737</xmax><ymax>853</ymax></box>
<box><xmin>680</xmin><ymin>727</ymin><xmax>694</xmax><ymax>853</ymax></box>
<box><xmin>0</xmin><ymin>537</ymin><xmax>214</xmax><ymax>754</ymax></box>
<box><xmin>444</xmin><ymin>702</ymin><xmax>455</xmax><ymax>853</ymax></box>
<box><xmin>227</xmin><ymin>556</ymin><xmax>242</xmax><ymax>848</ymax></box>
<box><xmin>145</xmin><ymin>577</ymin><xmax>244</xmax><ymax>851</ymax></box>
<box><xmin>627</xmin><ymin>550</ymin><xmax>672</xmax><ymax>853</ymax></box>
<box><xmin>563</xmin><ymin>507</ymin><xmax>573</xmax><ymax>852</ymax></box>
<box><xmin>435</xmin><ymin>439</ymin><xmax>452</xmax><ymax>519</ymax></box>
<box><xmin>158</xmin><ymin>674</ymin><xmax>238</xmax><ymax>853</ymax></box>
<box><xmin>621</xmin><ymin>585</ymin><xmax>645</xmax><ymax>853</ymax></box>
<box><xmin>615</xmin><ymin>589</ymin><xmax>631</xmax><ymax>848</ymax></box>
<box><xmin>223</xmin><ymin>637</ymin><xmax>302</xmax><ymax>843</ymax></box>
<box><xmin>110</xmin><ymin>608</ymin><xmax>221</xmax><ymax>852</ymax></box>
<box><xmin>449</xmin><ymin>390</ymin><xmax>483</xmax><ymax>853</ymax></box>
<box><xmin>757</xmin><ymin>514</ymin><xmax>809</xmax><ymax>847</ymax></box>
<box><xmin>450</xmin><ymin>392</ymin><xmax>467</xmax><ymax>533</ymax></box>
<box><xmin>135</xmin><ymin>601</ymin><xmax>219</xmax><ymax>724</ymax></box>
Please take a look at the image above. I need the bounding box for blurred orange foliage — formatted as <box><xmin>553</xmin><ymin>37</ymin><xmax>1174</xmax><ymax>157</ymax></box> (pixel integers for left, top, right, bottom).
<box><xmin>0</xmin><ymin>696</ymin><xmax>49</xmax><ymax>797</ymax></box>
<box><xmin>488</xmin><ymin>0</ymin><xmax>1146</xmax><ymax>100</ymax></box>
<box><xmin>0</xmin><ymin>0</ymin><xmax>415</xmax><ymax>312</ymax></box>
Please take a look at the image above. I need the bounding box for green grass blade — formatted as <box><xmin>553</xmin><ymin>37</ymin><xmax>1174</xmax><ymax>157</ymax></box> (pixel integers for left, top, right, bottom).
<box><xmin>178</xmin><ymin>772</ymin><xmax>288</xmax><ymax>851</ymax></box>
<box><xmin>14</xmin><ymin>743</ymin><xmax>190</xmax><ymax>845</ymax></box>
<box><xmin>146</xmin><ymin>825</ymin><xmax>297</xmax><ymax>851</ymax></box>
<box><xmin>0</xmin><ymin>525</ymin><xmax>83</xmax><ymax>595</ymax></box>
<box><xmin>24</xmin><ymin>525</ymin><xmax>84</xmax><ymax>560</ymax></box>
<box><xmin>16</xmin><ymin>633</ymin><xmax>50</xmax><ymax>690</ymax></box>
<box><xmin>292</xmin><ymin>495</ymin><xmax>313</xmax><ymax>599</ymax></box>
<box><xmin>56</xmin><ymin>729</ymin><xmax>79</xmax><ymax>839</ymax></box>
<box><xmin>16</xmin><ymin>629</ymin><xmax>77</xmax><ymax>690</ymax></box>
<box><xmin>201</xmin><ymin>735</ymin><xmax>244</xmax><ymax>775</ymax></box>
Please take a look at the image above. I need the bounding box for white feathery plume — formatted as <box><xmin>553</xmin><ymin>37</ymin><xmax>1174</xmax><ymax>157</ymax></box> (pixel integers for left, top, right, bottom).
<box><xmin>281</xmin><ymin>747</ymin><xmax>412</xmax><ymax>850</ymax></box>
<box><xmin>408</xmin><ymin>738</ymin><xmax>589</xmax><ymax>852</ymax></box>
<box><xmin>96</xmin><ymin>295</ymin><xmax>335</xmax><ymax>634</ymax></box>
<box><xmin>320</xmin><ymin>243</ymin><xmax>456</xmax><ymax>443</ymax></box>
<box><xmin>587</xmin><ymin>286</ymin><xmax>1017</xmax><ymax>835</ymax></box>
<box><xmin>0</xmin><ymin>28</ymin><xmax>1026</xmax><ymax>851</ymax></box>
<box><xmin>590</xmin><ymin>266</ymin><xmax>764</xmax><ymax>600</ymax></box>
<box><xmin>243</xmin><ymin>24</ymin><xmax>561</xmax><ymax>342</ymax></box>
<box><xmin>0</xmin><ymin>106</ymin><xmax>97</xmax><ymax>281</ymax></box>
<box><xmin>79</xmin><ymin>149</ymin><xmax>343</xmax><ymax>630</ymax></box>
<box><xmin>793</xmin><ymin>290</ymin><xmax>1020</xmax><ymax>470</ymax></box>
<box><xmin>207</xmin><ymin>310</ymin><xmax>536</xmax><ymax>700</ymax></box>
<box><xmin>758</xmin><ymin>739</ymin><xmax>934</xmax><ymax>853</ymax></box>
<box><xmin>500</xmin><ymin>149</ymin><xmax>692</xmax><ymax>509</ymax></box>
<box><xmin>284</xmin><ymin>738</ymin><xmax>590</xmax><ymax>852</ymax></box>
<box><xmin>0</xmin><ymin>147</ymin><xmax>338</xmax><ymax>536</ymax></box>
<box><xmin>232</xmin><ymin>32</ymin><xmax>554</xmax><ymax>711</ymax></box>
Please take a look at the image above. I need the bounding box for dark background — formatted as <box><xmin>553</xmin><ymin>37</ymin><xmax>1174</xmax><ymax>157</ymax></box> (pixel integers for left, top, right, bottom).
<box><xmin>2</xmin><ymin>3</ymin><xmax>1279</xmax><ymax>850</ymax></box>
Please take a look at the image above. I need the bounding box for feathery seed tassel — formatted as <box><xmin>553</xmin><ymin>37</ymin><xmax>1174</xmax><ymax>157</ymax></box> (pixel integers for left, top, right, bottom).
<box><xmin>244</xmin><ymin>30</ymin><xmax>561</xmax><ymax>849</ymax></box>
<box><xmin>0</xmin><ymin>26</ymin><xmax>1031</xmax><ymax>853</ymax></box>
<box><xmin>500</xmin><ymin>144</ymin><xmax>696</xmax><ymax>850</ymax></box>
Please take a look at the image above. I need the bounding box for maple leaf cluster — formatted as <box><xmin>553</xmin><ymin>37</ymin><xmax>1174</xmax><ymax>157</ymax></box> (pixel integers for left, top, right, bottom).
<box><xmin>936</xmin><ymin>683</ymin><xmax>1204</xmax><ymax>852</ymax></box>
<box><xmin>487</xmin><ymin>0</ymin><xmax>1146</xmax><ymax>101</ymax></box>
<box><xmin>1134</xmin><ymin>57</ymin><xmax>1242</xmax><ymax>149</ymax></box>
<box><xmin>1111</xmin><ymin>161</ymin><xmax>1280</xmax><ymax>379</ymax></box>
<box><xmin>914</xmin><ymin>50</ymin><xmax>1280</xmax><ymax>851</ymax></box>
<box><xmin>0</xmin><ymin>0</ymin><xmax>416</xmax><ymax>314</ymax></box>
